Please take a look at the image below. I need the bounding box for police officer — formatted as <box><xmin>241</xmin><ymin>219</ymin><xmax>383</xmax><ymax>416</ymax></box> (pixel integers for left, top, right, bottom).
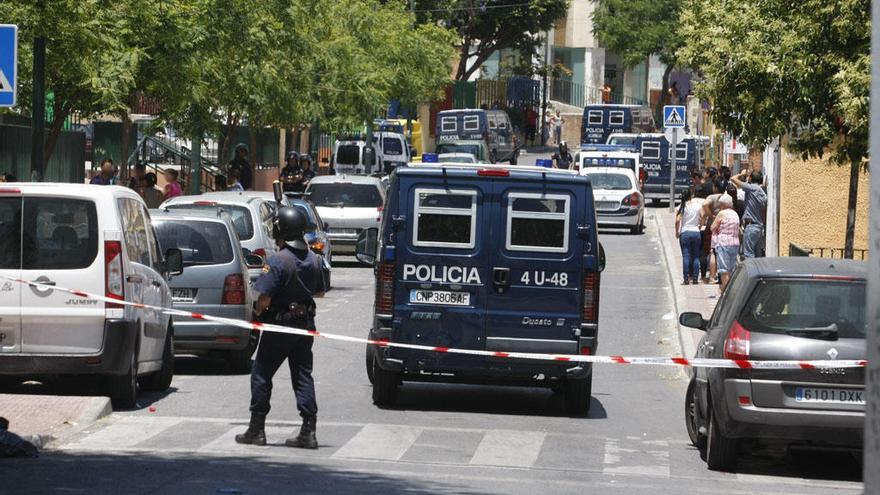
<box><xmin>552</xmin><ymin>141</ymin><xmax>573</xmax><ymax>170</ymax></box>
<box><xmin>235</xmin><ymin>207</ymin><xmax>327</xmax><ymax>449</ymax></box>
<box><xmin>279</xmin><ymin>151</ymin><xmax>304</xmax><ymax>193</ymax></box>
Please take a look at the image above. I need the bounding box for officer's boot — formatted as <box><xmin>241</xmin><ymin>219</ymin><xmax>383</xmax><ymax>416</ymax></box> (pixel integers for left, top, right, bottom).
<box><xmin>234</xmin><ymin>413</ymin><xmax>266</xmax><ymax>446</ymax></box>
<box><xmin>285</xmin><ymin>416</ymin><xmax>317</xmax><ymax>449</ymax></box>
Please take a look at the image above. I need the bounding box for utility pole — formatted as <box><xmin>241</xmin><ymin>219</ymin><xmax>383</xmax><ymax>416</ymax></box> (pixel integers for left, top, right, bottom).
<box><xmin>30</xmin><ymin>0</ymin><xmax>46</xmax><ymax>181</ymax></box>
<box><xmin>668</xmin><ymin>128</ymin><xmax>677</xmax><ymax>213</ymax></box>
<box><xmin>540</xmin><ymin>32</ymin><xmax>550</xmax><ymax>147</ymax></box>
<box><xmin>863</xmin><ymin>0</ymin><xmax>880</xmax><ymax>487</ymax></box>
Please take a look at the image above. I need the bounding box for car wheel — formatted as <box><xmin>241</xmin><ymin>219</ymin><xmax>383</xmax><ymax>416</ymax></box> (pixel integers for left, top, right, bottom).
<box><xmin>140</xmin><ymin>327</ymin><xmax>174</xmax><ymax>392</ymax></box>
<box><xmin>563</xmin><ymin>373</ymin><xmax>592</xmax><ymax>415</ymax></box>
<box><xmin>685</xmin><ymin>380</ymin><xmax>706</xmax><ymax>449</ymax></box>
<box><xmin>365</xmin><ymin>344</ymin><xmax>376</xmax><ymax>384</ymax></box>
<box><xmin>706</xmin><ymin>403</ymin><xmax>738</xmax><ymax>471</ymax></box>
<box><xmin>371</xmin><ymin>355</ymin><xmax>400</xmax><ymax>407</ymax></box>
<box><xmin>109</xmin><ymin>344</ymin><xmax>139</xmax><ymax>409</ymax></box>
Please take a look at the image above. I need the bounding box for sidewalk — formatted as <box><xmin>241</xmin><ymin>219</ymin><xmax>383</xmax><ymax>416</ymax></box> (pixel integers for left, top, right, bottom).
<box><xmin>653</xmin><ymin>207</ymin><xmax>721</xmax><ymax>359</ymax></box>
<box><xmin>0</xmin><ymin>394</ymin><xmax>111</xmax><ymax>448</ymax></box>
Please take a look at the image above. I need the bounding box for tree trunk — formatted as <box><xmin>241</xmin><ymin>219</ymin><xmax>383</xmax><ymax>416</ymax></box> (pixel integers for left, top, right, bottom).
<box><xmin>218</xmin><ymin>114</ymin><xmax>238</xmax><ymax>172</ymax></box>
<box><xmin>843</xmin><ymin>158</ymin><xmax>860</xmax><ymax>259</ymax></box>
<box><xmin>42</xmin><ymin>101</ymin><xmax>69</xmax><ymax>171</ymax></box>
<box><xmin>455</xmin><ymin>38</ymin><xmax>471</xmax><ymax>81</ymax></box>
<box><xmin>120</xmin><ymin>112</ymin><xmax>132</xmax><ymax>180</ymax></box>
<box><xmin>248</xmin><ymin>122</ymin><xmax>258</xmax><ymax>166</ymax></box>
<box><xmin>657</xmin><ymin>65</ymin><xmax>674</xmax><ymax>126</ymax></box>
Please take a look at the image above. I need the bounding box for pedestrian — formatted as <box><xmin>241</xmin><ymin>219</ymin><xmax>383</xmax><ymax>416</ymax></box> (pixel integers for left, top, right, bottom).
<box><xmin>214</xmin><ymin>174</ymin><xmax>228</xmax><ymax>191</ymax></box>
<box><xmin>128</xmin><ymin>163</ymin><xmax>146</xmax><ymax>192</ymax></box>
<box><xmin>693</xmin><ymin>187</ymin><xmax>712</xmax><ymax>283</ymax></box>
<box><xmin>300</xmin><ymin>155</ymin><xmax>316</xmax><ymax>189</ymax></box>
<box><xmin>90</xmin><ymin>159</ymin><xmax>116</xmax><ymax>185</ymax></box>
<box><xmin>719</xmin><ymin>166</ymin><xmax>731</xmax><ymax>192</ymax></box>
<box><xmin>163</xmin><ymin>169</ymin><xmax>182</xmax><ymax>200</ymax></box>
<box><xmin>668</xmin><ymin>81</ymin><xmax>681</xmax><ymax>105</ymax></box>
<box><xmin>229</xmin><ymin>143</ymin><xmax>253</xmax><ymax>190</ymax></box>
<box><xmin>690</xmin><ymin>170</ymin><xmax>702</xmax><ymax>190</ymax></box>
<box><xmin>675</xmin><ymin>188</ymin><xmax>704</xmax><ymax>285</ymax></box>
<box><xmin>731</xmin><ymin>169</ymin><xmax>767</xmax><ymax>258</ymax></box>
<box><xmin>551</xmin><ymin>142</ymin><xmax>572</xmax><ymax>170</ymax></box>
<box><xmin>235</xmin><ymin>207</ymin><xmax>327</xmax><ymax>449</ymax></box>
<box><xmin>601</xmin><ymin>82</ymin><xmax>613</xmax><ymax>104</ymax></box>
<box><xmin>552</xmin><ymin>110</ymin><xmax>564</xmax><ymax>145</ymax></box>
<box><xmin>701</xmin><ymin>180</ymin><xmax>725</xmax><ymax>283</ymax></box>
<box><xmin>280</xmin><ymin>151</ymin><xmax>304</xmax><ymax>193</ymax></box>
<box><xmin>0</xmin><ymin>173</ymin><xmax>14</xmax><ymax>182</ymax></box>
<box><xmin>228</xmin><ymin>169</ymin><xmax>244</xmax><ymax>192</ymax></box>
<box><xmin>142</xmin><ymin>173</ymin><xmax>164</xmax><ymax>209</ymax></box>
<box><xmin>524</xmin><ymin>106</ymin><xmax>538</xmax><ymax>146</ymax></box>
<box><xmin>726</xmin><ymin>183</ymin><xmax>745</xmax><ymax>221</ymax></box>
<box><xmin>711</xmin><ymin>194</ymin><xmax>741</xmax><ymax>293</ymax></box>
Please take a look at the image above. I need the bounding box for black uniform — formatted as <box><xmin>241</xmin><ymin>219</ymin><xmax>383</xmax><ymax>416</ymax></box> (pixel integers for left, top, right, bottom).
<box><xmin>250</xmin><ymin>245</ymin><xmax>327</xmax><ymax>418</ymax></box>
<box><xmin>280</xmin><ymin>164</ymin><xmax>305</xmax><ymax>193</ymax></box>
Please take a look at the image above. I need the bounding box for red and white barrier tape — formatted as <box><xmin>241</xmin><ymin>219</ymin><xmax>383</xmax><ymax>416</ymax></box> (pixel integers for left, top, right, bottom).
<box><xmin>3</xmin><ymin>276</ymin><xmax>867</xmax><ymax>370</ymax></box>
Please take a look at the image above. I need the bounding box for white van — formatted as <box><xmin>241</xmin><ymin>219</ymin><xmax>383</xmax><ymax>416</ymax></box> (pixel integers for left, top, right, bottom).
<box><xmin>0</xmin><ymin>183</ymin><xmax>183</xmax><ymax>407</ymax></box>
<box><xmin>332</xmin><ymin>133</ymin><xmax>411</xmax><ymax>176</ymax></box>
<box><xmin>373</xmin><ymin>131</ymin><xmax>410</xmax><ymax>173</ymax></box>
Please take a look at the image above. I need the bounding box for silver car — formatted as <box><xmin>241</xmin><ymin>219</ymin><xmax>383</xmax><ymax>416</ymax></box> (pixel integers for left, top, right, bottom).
<box><xmin>680</xmin><ymin>258</ymin><xmax>867</xmax><ymax>471</ymax></box>
<box><xmin>582</xmin><ymin>167</ymin><xmax>645</xmax><ymax>234</ymax></box>
<box><xmin>306</xmin><ymin>175</ymin><xmax>385</xmax><ymax>256</ymax></box>
<box><xmin>151</xmin><ymin>210</ymin><xmax>258</xmax><ymax>372</ymax></box>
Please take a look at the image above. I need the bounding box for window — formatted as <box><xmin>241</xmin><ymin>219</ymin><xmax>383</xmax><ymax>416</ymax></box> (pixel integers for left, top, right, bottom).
<box><xmin>669</xmin><ymin>143</ymin><xmax>688</xmax><ymax>161</ymax></box>
<box><xmin>609</xmin><ymin>111</ymin><xmax>625</xmax><ymax>126</ymax></box>
<box><xmin>307</xmin><ymin>183</ymin><xmax>383</xmax><ymax>208</ymax></box>
<box><xmin>440</xmin><ymin>117</ymin><xmax>457</xmax><ymax>133</ymax></box>
<box><xmin>587</xmin><ymin>173</ymin><xmax>633</xmax><ymax>191</ymax></box>
<box><xmin>413</xmin><ymin>188</ymin><xmax>477</xmax><ymax>249</ymax></box>
<box><xmin>463</xmin><ymin>115</ymin><xmax>480</xmax><ymax>131</ymax></box>
<box><xmin>118</xmin><ymin>199</ymin><xmax>152</xmax><ymax>267</ymax></box>
<box><xmin>336</xmin><ymin>145</ymin><xmax>361</xmax><ymax>165</ymax></box>
<box><xmin>588</xmin><ymin>110</ymin><xmax>603</xmax><ymax>126</ymax></box>
<box><xmin>165</xmin><ymin>204</ymin><xmax>255</xmax><ymax>240</ymax></box>
<box><xmin>0</xmin><ymin>198</ymin><xmax>21</xmax><ymax>269</ymax></box>
<box><xmin>142</xmin><ymin>207</ymin><xmax>162</xmax><ymax>268</ymax></box>
<box><xmin>506</xmin><ymin>193</ymin><xmax>569</xmax><ymax>252</ymax></box>
<box><xmin>641</xmin><ymin>141</ymin><xmax>661</xmax><ymax>160</ymax></box>
<box><xmin>154</xmin><ymin>220</ymin><xmax>235</xmax><ymax>266</ymax></box>
<box><xmin>17</xmin><ymin>198</ymin><xmax>99</xmax><ymax>270</ymax></box>
<box><xmin>382</xmin><ymin>137</ymin><xmax>403</xmax><ymax>155</ymax></box>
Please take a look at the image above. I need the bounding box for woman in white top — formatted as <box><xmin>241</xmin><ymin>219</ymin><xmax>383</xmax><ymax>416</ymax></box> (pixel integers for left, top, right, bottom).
<box><xmin>675</xmin><ymin>188</ymin><xmax>705</xmax><ymax>285</ymax></box>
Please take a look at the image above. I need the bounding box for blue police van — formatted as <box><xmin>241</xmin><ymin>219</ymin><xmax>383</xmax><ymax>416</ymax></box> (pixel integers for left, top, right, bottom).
<box><xmin>580</xmin><ymin>104</ymin><xmax>655</xmax><ymax>145</ymax></box>
<box><xmin>602</xmin><ymin>133</ymin><xmax>700</xmax><ymax>203</ymax></box>
<box><xmin>355</xmin><ymin>162</ymin><xmax>605</xmax><ymax>414</ymax></box>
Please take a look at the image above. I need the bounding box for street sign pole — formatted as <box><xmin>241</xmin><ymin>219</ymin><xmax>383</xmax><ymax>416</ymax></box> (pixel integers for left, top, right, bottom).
<box><xmin>669</xmin><ymin>128</ymin><xmax>677</xmax><ymax>213</ymax></box>
<box><xmin>663</xmin><ymin>105</ymin><xmax>686</xmax><ymax>213</ymax></box>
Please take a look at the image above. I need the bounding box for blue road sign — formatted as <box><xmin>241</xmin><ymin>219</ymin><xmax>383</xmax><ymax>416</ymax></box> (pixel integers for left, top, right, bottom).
<box><xmin>0</xmin><ymin>25</ymin><xmax>18</xmax><ymax>107</ymax></box>
<box><xmin>663</xmin><ymin>105</ymin><xmax>686</xmax><ymax>129</ymax></box>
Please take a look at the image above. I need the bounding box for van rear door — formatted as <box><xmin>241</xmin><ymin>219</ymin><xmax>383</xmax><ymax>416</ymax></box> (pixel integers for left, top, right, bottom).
<box><xmin>485</xmin><ymin>178</ymin><xmax>590</xmax><ymax>356</ymax></box>
<box><xmin>19</xmin><ymin>195</ymin><xmax>105</xmax><ymax>354</ymax></box>
<box><xmin>394</xmin><ymin>179</ymin><xmax>488</xmax><ymax>368</ymax></box>
<box><xmin>0</xmin><ymin>193</ymin><xmax>22</xmax><ymax>353</ymax></box>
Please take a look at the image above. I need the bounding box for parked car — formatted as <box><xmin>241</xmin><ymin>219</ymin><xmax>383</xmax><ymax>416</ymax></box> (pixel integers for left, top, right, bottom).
<box><xmin>305</xmin><ymin>175</ymin><xmax>385</xmax><ymax>257</ymax></box>
<box><xmin>435</xmin><ymin>140</ymin><xmax>490</xmax><ymax>164</ymax></box>
<box><xmin>581</xmin><ymin>167</ymin><xmax>645</xmax><ymax>234</ymax></box>
<box><xmin>287</xmin><ymin>197</ymin><xmax>333</xmax><ymax>288</ymax></box>
<box><xmin>680</xmin><ymin>258</ymin><xmax>867</xmax><ymax>471</ymax></box>
<box><xmin>0</xmin><ymin>183</ymin><xmax>183</xmax><ymax>407</ymax></box>
<box><xmin>160</xmin><ymin>191</ymin><xmax>289</xmax><ymax>284</ymax></box>
<box><xmin>150</xmin><ymin>210</ymin><xmax>258</xmax><ymax>372</ymax></box>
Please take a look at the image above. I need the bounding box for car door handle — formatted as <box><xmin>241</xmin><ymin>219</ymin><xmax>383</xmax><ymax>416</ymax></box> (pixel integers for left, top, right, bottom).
<box><xmin>492</xmin><ymin>267</ymin><xmax>510</xmax><ymax>294</ymax></box>
<box><xmin>126</xmin><ymin>274</ymin><xmax>144</xmax><ymax>284</ymax></box>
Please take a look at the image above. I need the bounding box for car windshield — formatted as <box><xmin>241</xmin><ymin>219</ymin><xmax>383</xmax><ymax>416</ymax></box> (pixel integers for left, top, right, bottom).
<box><xmin>336</xmin><ymin>145</ymin><xmax>361</xmax><ymax>165</ymax></box>
<box><xmin>154</xmin><ymin>220</ymin><xmax>234</xmax><ymax>266</ymax></box>
<box><xmin>307</xmin><ymin>183</ymin><xmax>383</xmax><ymax>208</ymax></box>
<box><xmin>739</xmin><ymin>279</ymin><xmax>867</xmax><ymax>339</ymax></box>
<box><xmin>608</xmin><ymin>136</ymin><xmax>636</xmax><ymax>145</ymax></box>
<box><xmin>437</xmin><ymin>143</ymin><xmax>480</xmax><ymax>157</ymax></box>
<box><xmin>164</xmin><ymin>204</ymin><xmax>254</xmax><ymax>240</ymax></box>
<box><xmin>587</xmin><ymin>173</ymin><xmax>632</xmax><ymax>190</ymax></box>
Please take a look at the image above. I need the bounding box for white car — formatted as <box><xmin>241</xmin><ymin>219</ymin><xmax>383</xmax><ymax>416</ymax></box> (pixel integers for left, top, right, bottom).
<box><xmin>438</xmin><ymin>152</ymin><xmax>478</xmax><ymax>164</ymax></box>
<box><xmin>0</xmin><ymin>183</ymin><xmax>183</xmax><ymax>407</ymax></box>
<box><xmin>305</xmin><ymin>175</ymin><xmax>385</xmax><ymax>257</ymax></box>
<box><xmin>582</xmin><ymin>167</ymin><xmax>645</xmax><ymax>234</ymax></box>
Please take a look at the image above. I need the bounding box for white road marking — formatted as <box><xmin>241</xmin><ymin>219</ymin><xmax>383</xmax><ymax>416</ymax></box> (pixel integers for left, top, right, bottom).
<box><xmin>64</xmin><ymin>416</ymin><xmax>181</xmax><ymax>450</ymax></box>
<box><xmin>469</xmin><ymin>430</ymin><xmax>546</xmax><ymax>468</ymax></box>
<box><xmin>332</xmin><ymin>423</ymin><xmax>422</xmax><ymax>461</ymax></box>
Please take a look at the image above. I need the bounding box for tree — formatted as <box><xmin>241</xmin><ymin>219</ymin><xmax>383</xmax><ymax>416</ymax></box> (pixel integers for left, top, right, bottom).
<box><xmin>414</xmin><ymin>0</ymin><xmax>568</xmax><ymax>81</ymax></box>
<box><xmin>591</xmin><ymin>0</ymin><xmax>682</xmax><ymax>113</ymax></box>
<box><xmin>679</xmin><ymin>0</ymin><xmax>869</xmax><ymax>258</ymax></box>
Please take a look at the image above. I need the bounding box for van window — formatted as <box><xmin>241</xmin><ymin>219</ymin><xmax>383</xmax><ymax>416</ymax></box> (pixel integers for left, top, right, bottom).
<box><xmin>609</xmin><ymin>111</ymin><xmax>625</xmax><ymax>126</ymax></box>
<box><xmin>308</xmin><ymin>183</ymin><xmax>383</xmax><ymax>208</ymax></box>
<box><xmin>669</xmin><ymin>143</ymin><xmax>688</xmax><ymax>161</ymax></box>
<box><xmin>641</xmin><ymin>141</ymin><xmax>661</xmax><ymax>160</ymax></box>
<box><xmin>588</xmin><ymin>110</ymin><xmax>603</xmax><ymax>126</ymax></box>
<box><xmin>440</xmin><ymin>117</ymin><xmax>457</xmax><ymax>133</ymax></box>
<box><xmin>506</xmin><ymin>193</ymin><xmax>569</xmax><ymax>252</ymax></box>
<box><xmin>413</xmin><ymin>188</ymin><xmax>477</xmax><ymax>249</ymax></box>
<box><xmin>154</xmin><ymin>220</ymin><xmax>234</xmax><ymax>266</ymax></box>
<box><xmin>336</xmin><ymin>145</ymin><xmax>361</xmax><ymax>165</ymax></box>
<box><xmin>382</xmin><ymin>137</ymin><xmax>403</xmax><ymax>155</ymax></box>
<box><xmin>164</xmin><ymin>204</ymin><xmax>255</xmax><ymax>241</ymax></box>
<box><xmin>0</xmin><ymin>198</ymin><xmax>21</xmax><ymax>269</ymax></box>
<box><xmin>463</xmin><ymin>115</ymin><xmax>480</xmax><ymax>131</ymax></box>
<box><xmin>118</xmin><ymin>199</ymin><xmax>152</xmax><ymax>267</ymax></box>
<box><xmin>22</xmin><ymin>198</ymin><xmax>98</xmax><ymax>270</ymax></box>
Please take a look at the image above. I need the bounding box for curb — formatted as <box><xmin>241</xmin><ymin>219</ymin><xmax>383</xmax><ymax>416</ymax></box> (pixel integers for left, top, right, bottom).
<box><xmin>652</xmin><ymin>211</ymin><xmax>698</xmax><ymax>361</ymax></box>
<box><xmin>45</xmin><ymin>396</ymin><xmax>112</xmax><ymax>448</ymax></box>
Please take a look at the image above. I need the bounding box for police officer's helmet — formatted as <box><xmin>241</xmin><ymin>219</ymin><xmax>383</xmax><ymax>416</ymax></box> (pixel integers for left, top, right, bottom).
<box><xmin>273</xmin><ymin>207</ymin><xmax>309</xmax><ymax>251</ymax></box>
<box><xmin>559</xmin><ymin>141</ymin><xmax>568</xmax><ymax>153</ymax></box>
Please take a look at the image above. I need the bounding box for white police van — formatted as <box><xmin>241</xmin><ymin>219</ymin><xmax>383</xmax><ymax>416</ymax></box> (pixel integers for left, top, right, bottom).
<box><xmin>356</xmin><ymin>159</ymin><xmax>605</xmax><ymax>414</ymax></box>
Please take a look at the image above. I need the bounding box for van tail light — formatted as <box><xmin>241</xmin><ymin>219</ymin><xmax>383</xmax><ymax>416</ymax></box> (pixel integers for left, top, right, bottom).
<box><xmin>375</xmin><ymin>262</ymin><xmax>395</xmax><ymax>315</ymax></box>
<box><xmin>222</xmin><ymin>274</ymin><xmax>246</xmax><ymax>305</ymax></box>
<box><xmin>582</xmin><ymin>271</ymin><xmax>600</xmax><ymax>324</ymax></box>
<box><xmin>104</xmin><ymin>241</ymin><xmax>125</xmax><ymax>309</ymax></box>
<box><xmin>724</xmin><ymin>320</ymin><xmax>751</xmax><ymax>361</ymax></box>
<box><xmin>253</xmin><ymin>248</ymin><xmax>267</xmax><ymax>259</ymax></box>
<box><xmin>622</xmin><ymin>192</ymin><xmax>641</xmax><ymax>207</ymax></box>
<box><xmin>477</xmin><ymin>168</ymin><xmax>510</xmax><ymax>177</ymax></box>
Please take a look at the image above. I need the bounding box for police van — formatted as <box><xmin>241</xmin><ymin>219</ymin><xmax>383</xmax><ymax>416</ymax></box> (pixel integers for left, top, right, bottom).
<box><xmin>602</xmin><ymin>133</ymin><xmax>699</xmax><ymax>204</ymax></box>
<box><xmin>356</xmin><ymin>162</ymin><xmax>605</xmax><ymax>414</ymax></box>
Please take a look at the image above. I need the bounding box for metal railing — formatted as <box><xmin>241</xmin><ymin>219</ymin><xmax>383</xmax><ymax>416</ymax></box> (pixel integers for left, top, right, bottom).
<box><xmin>547</xmin><ymin>78</ymin><xmax>647</xmax><ymax>108</ymax></box>
<box><xmin>788</xmin><ymin>243</ymin><xmax>868</xmax><ymax>260</ymax></box>
<box><xmin>127</xmin><ymin>135</ymin><xmax>222</xmax><ymax>192</ymax></box>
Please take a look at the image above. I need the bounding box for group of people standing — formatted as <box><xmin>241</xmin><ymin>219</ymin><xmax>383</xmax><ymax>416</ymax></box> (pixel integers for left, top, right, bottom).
<box><xmin>279</xmin><ymin>150</ymin><xmax>317</xmax><ymax>193</ymax></box>
<box><xmin>675</xmin><ymin>165</ymin><xmax>767</xmax><ymax>292</ymax></box>
<box><xmin>90</xmin><ymin>158</ymin><xmax>181</xmax><ymax>208</ymax></box>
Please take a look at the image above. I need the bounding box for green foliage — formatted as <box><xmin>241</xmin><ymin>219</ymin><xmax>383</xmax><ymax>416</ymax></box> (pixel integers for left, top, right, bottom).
<box><xmin>679</xmin><ymin>0</ymin><xmax>869</xmax><ymax>166</ymax></box>
<box><xmin>415</xmin><ymin>0</ymin><xmax>568</xmax><ymax>80</ymax></box>
<box><xmin>591</xmin><ymin>0</ymin><xmax>682</xmax><ymax>68</ymax></box>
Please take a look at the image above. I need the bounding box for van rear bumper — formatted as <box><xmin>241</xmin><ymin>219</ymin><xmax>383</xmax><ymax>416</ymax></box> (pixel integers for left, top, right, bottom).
<box><xmin>0</xmin><ymin>319</ymin><xmax>137</xmax><ymax>376</ymax></box>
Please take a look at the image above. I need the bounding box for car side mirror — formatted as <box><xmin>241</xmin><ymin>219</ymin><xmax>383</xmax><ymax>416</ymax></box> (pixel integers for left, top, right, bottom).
<box><xmin>355</xmin><ymin>228</ymin><xmax>379</xmax><ymax>265</ymax></box>
<box><xmin>244</xmin><ymin>254</ymin><xmax>264</xmax><ymax>269</ymax></box>
<box><xmin>597</xmin><ymin>242</ymin><xmax>606</xmax><ymax>273</ymax></box>
<box><xmin>165</xmin><ymin>248</ymin><xmax>184</xmax><ymax>277</ymax></box>
<box><xmin>679</xmin><ymin>312</ymin><xmax>706</xmax><ymax>330</ymax></box>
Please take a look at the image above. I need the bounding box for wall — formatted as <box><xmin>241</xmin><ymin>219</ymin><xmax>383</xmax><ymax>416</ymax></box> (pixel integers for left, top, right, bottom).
<box><xmin>779</xmin><ymin>153</ymin><xmax>871</xmax><ymax>256</ymax></box>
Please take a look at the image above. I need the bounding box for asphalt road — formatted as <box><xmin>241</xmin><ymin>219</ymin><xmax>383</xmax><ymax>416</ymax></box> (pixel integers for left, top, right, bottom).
<box><xmin>3</xmin><ymin>154</ymin><xmax>864</xmax><ymax>494</ymax></box>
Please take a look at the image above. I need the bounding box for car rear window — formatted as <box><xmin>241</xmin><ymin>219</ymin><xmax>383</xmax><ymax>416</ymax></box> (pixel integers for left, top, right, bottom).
<box><xmin>23</xmin><ymin>198</ymin><xmax>98</xmax><ymax>270</ymax></box>
<box><xmin>507</xmin><ymin>193</ymin><xmax>569</xmax><ymax>252</ymax></box>
<box><xmin>587</xmin><ymin>173</ymin><xmax>633</xmax><ymax>190</ymax></box>
<box><xmin>336</xmin><ymin>145</ymin><xmax>361</xmax><ymax>165</ymax></box>
<box><xmin>437</xmin><ymin>143</ymin><xmax>480</xmax><ymax>158</ymax></box>
<box><xmin>154</xmin><ymin>220</ymin><xmax>234</xmax><ymax>266</ymax></box>
<box><xmin>307</xmin><ymin>183</ymin><xmax>383</xmax><ymax>208</ymax></box>
<box><xmin>739</xmin><ymin>279</ymin><xmax>867</xmax><ymax>339</ymax></box>
<box><xmin>164</xmin><ymin>204</ymin><xmax>254</xmax><ymax>240</ymax></box>
<box><xmin>382</xmin><ymin>137</ymin><xmax>403</xmax><ymax>155</ymax></box>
